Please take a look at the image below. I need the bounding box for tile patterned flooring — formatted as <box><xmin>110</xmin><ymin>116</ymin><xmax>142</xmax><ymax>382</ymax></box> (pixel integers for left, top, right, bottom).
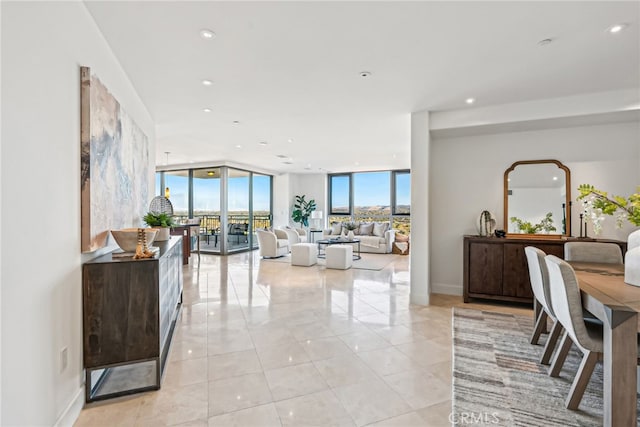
<box><xmin>75</xmin><ymin>251</ymin><xmax>531</xmax><ymax>426</ymax></box>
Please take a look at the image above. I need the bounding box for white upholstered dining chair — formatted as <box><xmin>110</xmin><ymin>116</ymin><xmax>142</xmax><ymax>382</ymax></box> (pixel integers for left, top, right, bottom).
<box><xmin>525</xmin><ymin>247</ymin><xmax>562</xmax><ymax>365</ymax></box>
<box><xmin>564</xmin><ymin>242</ymin><xmax>623</xmax><ymax>264</ymax></box>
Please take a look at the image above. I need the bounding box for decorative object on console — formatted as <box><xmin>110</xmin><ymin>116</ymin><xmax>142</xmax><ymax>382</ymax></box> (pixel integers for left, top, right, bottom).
<box><xmin>494</xmin><ymin>229</ymin><xmax>506</xmax><ymax>238</ymax></box>
<box><xmin>578</xmin><ymin>184</ymin><xmax>640</xmax><ymax>286</ymax></box>
<box><xmin>343</xmin><ymin>222</ymin><xmax>357</xmax><ymax>241</ymax></box>
<box><xmin>133</xmin><ymin>228</ymin><xmax>155</xmax><ymax>259</ymax></box>
<box><xmin>510</xmin><ymin>213</ymin><xmax>556</xmax><ymax>234</ymax></box>
<box><xmin>111</xmin><ymin>228</ymin><xmax>157</xmax><ymax>253</ymax></box>
<box><xmin>477</xmin><ymin>210</ymin><xmax>496</xmax><ymax>237</ymax></box>
<box><xmin>291</xmin><ymin>195</ymin><xmax>316</xmax><ymax>228</ymax></box>
<box><xmin>143</xmin><ymin>211</ymin><xmax>175</xmax><ymax>241</ymax></box>
<box><xmin>80</xmin><ymin>66</ymin><xmax>150</xmax><ymax>252</ymax></box>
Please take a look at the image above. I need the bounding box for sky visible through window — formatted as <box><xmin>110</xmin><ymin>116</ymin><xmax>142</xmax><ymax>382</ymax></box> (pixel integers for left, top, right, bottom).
<box><xmin>161</xmin><ymin>173</ymin><xmax>271</xmax><ymax>213</ymax></box>
<box><xmin>332</xmin><ymin>172</ymin><xmax>410</xmax><ymax>209</ymax></box>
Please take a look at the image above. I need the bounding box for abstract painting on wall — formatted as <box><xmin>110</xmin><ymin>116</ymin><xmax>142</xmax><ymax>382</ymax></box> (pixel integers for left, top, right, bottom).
<box><xmin>81</xmin><ymin>66</ymin><xmax>149</xmax><ymax>252</ymax></box>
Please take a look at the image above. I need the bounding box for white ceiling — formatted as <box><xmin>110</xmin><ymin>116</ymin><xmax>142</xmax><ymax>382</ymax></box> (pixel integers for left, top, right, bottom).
<box><xmin>85</xmin><ymin>1</ymin><xmax>639</xmax><ymax>174</ymax></box>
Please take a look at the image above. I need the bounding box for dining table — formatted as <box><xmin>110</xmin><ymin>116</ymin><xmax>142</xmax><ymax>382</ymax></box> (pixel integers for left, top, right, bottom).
<box><xmin>570</xmin><ymin>261</ymin><xmax>639</xmax><ymax>427</ymax></box>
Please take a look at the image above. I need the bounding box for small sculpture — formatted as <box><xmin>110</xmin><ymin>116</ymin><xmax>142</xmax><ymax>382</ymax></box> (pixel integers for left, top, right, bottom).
<box><xmin>478</xmin><ymin>211</ymin><xmax>496</xmax><ymax>237</ymax></box>
<box><xmin>133</xmin><ymin>228</ymin><xmax>155</xmax><ymax>259</ymax></box>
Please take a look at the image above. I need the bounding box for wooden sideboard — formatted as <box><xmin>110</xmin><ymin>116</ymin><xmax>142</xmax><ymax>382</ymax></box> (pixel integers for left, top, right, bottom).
<box><xmin>170</xmin><ymin>225</ymin><xmax>193</xmax><ymax>264</ymax></box>
<box><xmin>463</xmin><ymin>235</ymin><xmax>626</xmax><ymax>304</ymax></box>
<box><xmin>82</xmin><ymin>236</ymin><xmax>183</xmax><ymax>402</ymax></box>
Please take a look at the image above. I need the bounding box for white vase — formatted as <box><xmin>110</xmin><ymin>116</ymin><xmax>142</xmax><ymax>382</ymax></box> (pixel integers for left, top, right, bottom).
<box><xmin>625</xmin><ymin>229</ymin><xmax>640</xmax><ymax>286</ymax></box>
<box><xmin>154</xmin><ymin>227</ymin><xmax>170</xmax><ymax>241</ymax></box>
<box><xmin>347</xmin><ymin>230</ymin><xmax>355</xmax><ymax>241</ymax></box>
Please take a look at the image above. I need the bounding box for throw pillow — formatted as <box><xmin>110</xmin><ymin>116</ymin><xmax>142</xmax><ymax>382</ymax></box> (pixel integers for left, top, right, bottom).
<box><xmin>373</xmin><ymin>222</ymin><xmax>389</xmax><ymax>237</ymax></box>
<box><xmin>330</xmin><ymin>222</ymin><xmax>342</xmax><ymax>235</ymax></box>
<box><xmin>359</xmin><ymin>222</ymin><xmax>374</xmax><ymax>236</ymax></box>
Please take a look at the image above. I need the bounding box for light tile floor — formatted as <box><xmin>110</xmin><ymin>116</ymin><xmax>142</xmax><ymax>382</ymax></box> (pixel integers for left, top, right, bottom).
<box><xmin>75</xmin><ymin>251</ymin><xmax>532</xmax><ymax>427</ymax></box>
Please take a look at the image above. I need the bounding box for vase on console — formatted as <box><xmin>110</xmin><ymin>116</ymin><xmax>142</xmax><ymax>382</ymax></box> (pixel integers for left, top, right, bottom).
<box><xmin>347</xmin><ymin>230</ymin><xmax>355</xmax><ymax>241</ymax></box>
<box><xmin>625</xmin><ymin>229</ymin><xmax>640</xmax><ymax>287</ymax></box>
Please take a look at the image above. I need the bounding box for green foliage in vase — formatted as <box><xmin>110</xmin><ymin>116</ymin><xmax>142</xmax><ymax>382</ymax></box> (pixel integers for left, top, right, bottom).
<box><xmin>291</xmin><ymin>195</ymin><xmax>316</xmax><ymax>228</ymax></box>
<box><xmin>577</xmin><ymin>185</ymin><xmax>640</xmax><ymax>232</ymax></box>
<box><xmin>144</xmin><ymin>211</ymin><xmax>175</xmax><ymax>227</ymax></box>
<box><xmin>510</xmin><ymin>212</ymin><xmax>556</xmax><ymax>234</ymax></box>
<box><xmin>343</xmin><ymin>222</ymin><xmax>357</xmax><ymax>231</ymax></box>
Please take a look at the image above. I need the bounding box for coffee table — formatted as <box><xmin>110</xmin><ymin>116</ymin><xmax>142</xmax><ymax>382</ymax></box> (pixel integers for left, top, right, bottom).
<box><xmin>316</xmin><ymin>238</ymin><xmax>361</xmax><ymax>260</ymax></box>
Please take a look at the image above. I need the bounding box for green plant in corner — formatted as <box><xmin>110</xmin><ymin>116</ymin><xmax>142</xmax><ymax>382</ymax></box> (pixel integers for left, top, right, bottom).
<box><xmin>143</xmin><ymin>211</ymin><xmax>175</xmax><ymax>228</ymax></box>
<box><xmin>291</xmin><ymin>195</ymin><xmax>316</xmax><ymax>228</ymax></box>
<box><xmin>577</xmin><ymin>184</ymin><xmax>640</xmax><ymax>234</ymax></box>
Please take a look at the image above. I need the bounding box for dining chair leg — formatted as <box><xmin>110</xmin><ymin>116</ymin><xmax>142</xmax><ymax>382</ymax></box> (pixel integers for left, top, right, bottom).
<box><xmin>540</xmin><ymin>320</ymin><xmax>563</xmax><ymax>365</ymax></box>
<box><xmin>565</xmin><ymin>350</ymin><xmax>599</xmax><ymax>410</ymax></box>
<box><xmin>549</xmin><ymin>330</ymin><xmax>573</xmax><ymax>377</ymax></box>
<box><xmin>531</xmin><ymin>309</ymin><xmax>548</xmax><ymax>345</ymax></box>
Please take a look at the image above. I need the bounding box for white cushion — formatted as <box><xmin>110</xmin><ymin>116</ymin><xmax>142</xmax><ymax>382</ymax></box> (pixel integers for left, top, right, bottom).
<box><xmin>373</xmin><ymin>222</ymin><xmax>389</xmax><ymax>237</ymax></box>
<box><xmin>291</xmin><ymin>243</ymin><xmax>317</xmax><ymax>266</ymax></box>
<box><xmin>326</xmin><ymin>244</ymin><xmax>353</xmax><ymax>270</ymax></box>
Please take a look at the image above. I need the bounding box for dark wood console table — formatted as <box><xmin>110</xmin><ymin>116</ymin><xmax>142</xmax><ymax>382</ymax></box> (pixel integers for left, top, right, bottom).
<box><xmin>463</xmin><ymin>235</ymin><xmax>626</xmax><ymax>304</ymax></box>
<box><xmin>82</xmin><ymin>236</ymin><xmax>183</xmax><ymax>402</ymax></box>
<box><xmin>170</xmin><ymin>225</ymin><xmax>192</xmax><ymax>264</ymax></box>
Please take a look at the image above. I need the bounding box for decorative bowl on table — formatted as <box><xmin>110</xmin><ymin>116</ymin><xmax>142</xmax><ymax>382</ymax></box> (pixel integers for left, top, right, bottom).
<box><xmin>111</xmin><ymin>228</ymin><xmax>158</xmax><ymax>252</ymax></box>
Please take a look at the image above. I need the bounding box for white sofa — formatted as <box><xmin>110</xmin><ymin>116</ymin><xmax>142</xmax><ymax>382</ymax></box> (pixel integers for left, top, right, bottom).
<box><xmin>256</xmin><ymin>229</ymin><xmax>290</xmax><ymax>258</ymax></box>
<box><xmin>322</xmin><ymin>222</ymin><xmax>395</xmax><ymax>254</ymax></box>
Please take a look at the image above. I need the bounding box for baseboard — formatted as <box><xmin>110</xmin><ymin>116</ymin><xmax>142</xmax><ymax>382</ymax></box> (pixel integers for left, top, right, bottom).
<box><xmin>54</xmin><ymin>385</ymin><xmax>84</xmax><ymax>427</ymax></box>
<box><xmin>432</xmin><ymin>282</ymin><xmax>463</xmax><ymax>296</ymax></box>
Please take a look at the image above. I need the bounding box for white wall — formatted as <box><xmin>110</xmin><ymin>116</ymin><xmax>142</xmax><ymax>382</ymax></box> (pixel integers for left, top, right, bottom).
<box><xmin>289</xmin><ymin>174</ymin><xmax>327</xmax><ymax>229</ymax></box>
<box><xmin>430</xmin><ymin>121</ymin><xmax>639</xmax><ymax>295</ymax></box>
<box><xmin>272</xmin><ymin>174</ymin><xmax>291</xmax><ymax>227</ymax></box>
<box><xmin>1</xmin><ymin>2</ymin><xmax>155</xmax><ymax>425</ymax></box>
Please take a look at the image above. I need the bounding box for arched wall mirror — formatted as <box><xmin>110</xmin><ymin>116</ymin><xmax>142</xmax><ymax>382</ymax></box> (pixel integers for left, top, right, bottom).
<box><xmin>504</xmin><ymin>160</ymin><xmax>571</xmax><ymax>238</ymax></box>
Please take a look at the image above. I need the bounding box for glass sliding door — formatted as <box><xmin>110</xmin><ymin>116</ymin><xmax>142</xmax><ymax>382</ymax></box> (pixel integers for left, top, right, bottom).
<box><xmin>164</xmin><ymin>171</ymin><xmax>189</xmax><ymax>221</ymax></box>
<box><xmin>252</xmin><ymin>174</ymin><xmax>272</xmax><ymax>249</ymax></box>
<box><xmin>227</xmin><ymin>168</ymin><xmax>250</xmax><ymax>252</ymax></box>
<box><xmin>193</xmin><ymin>168</ymin><xmax>221</xmax><ymax>253</ymax></box>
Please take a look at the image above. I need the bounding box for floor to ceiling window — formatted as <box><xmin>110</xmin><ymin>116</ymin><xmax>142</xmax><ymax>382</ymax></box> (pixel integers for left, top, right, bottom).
<box><xmin>328</xmin><ymin>169</ymin><xmax>411</xmax><ymax>236</ymax></box>
<box><xmin>156</xmin><ymin>166</ymin><xmax>273</xmax><ymax>255</ymax></box>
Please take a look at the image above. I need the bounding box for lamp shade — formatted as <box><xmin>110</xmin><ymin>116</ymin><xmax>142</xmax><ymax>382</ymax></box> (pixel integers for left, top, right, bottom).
<box><xmin>311</xmin><ymin>210</ymin><xmax>323</xmax><ymax>219</ymax></box>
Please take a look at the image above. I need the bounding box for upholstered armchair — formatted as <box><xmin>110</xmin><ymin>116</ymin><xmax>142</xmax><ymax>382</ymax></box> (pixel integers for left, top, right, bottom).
<box><xmin>256</xmin><ymin>229</ymin><xmax>290</xmax><ymax>258</ymax></box>
<box><xmin>280</xmin><ymin>226</ymin><xmax>308</xmax><ymax>246</ymax></box>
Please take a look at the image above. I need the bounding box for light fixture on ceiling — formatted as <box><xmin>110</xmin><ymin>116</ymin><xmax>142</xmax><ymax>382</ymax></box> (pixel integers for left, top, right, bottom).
<box><xmin>359</xmin><ymin>71</ymin><xmax>372</xmax><ymax>78</ymax></box>
<box><xmin>287</xmin><ymin>138</ymin><xmax>293</xmax><ymax>143</ymax></box>
<box><xmin>207</xmin><ymin>171</ymin><xmax>215</xmax><ymax>176</ymax></box>
<box><xmin>203</xmin><ymin>108</ymin><xmax>212</xmax><ymax>113</ymax></box>
<box><xmin>537</xmin><ymin>38</ymin><xmax>553</xmax><ymax>46</ymax></box>
<box><xmin>199</xmin><ymin>29</ymin><xmax>216</xmax><ymax>39</ymax></box>
<box><xmin>232</xmin><ymin>120</ymin><xmax>240</xmax><ymax>125</ymax></box>
<box><xmin>466</xmin><ymin>97</ymin><xmax>475</xmax><ymax>105</ymax></box>
<box><xmin>202</xmin><ymin>79</ymin><xmax>213</xmax><ymax>86</ymax></box>
<box><xmin>283</xmin><ymin>161</ymin><xmax>293</xmax><ymax>165</ymax></box>
<box><xmin>276</xmin><ymin>154</ymin><xmax>288</xmax><ymax>158</ymax></box>
<box><xmin>607</xmin><ymin>23</ymin><xmax>627</xmax><ymax>34</ymax></box>
<box><xmin>259</xmin><ymin>141</ymin><xmax>268</xmax><ymax>146</ymax></box>
<box><xmin>235</xmin><ymin>145</ymin><xmax>242</xmax><ymax>149</ymax></box>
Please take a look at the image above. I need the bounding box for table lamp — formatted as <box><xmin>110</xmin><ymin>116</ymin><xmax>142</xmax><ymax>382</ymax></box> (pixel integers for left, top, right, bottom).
<box><xmin>311</xmin><ymin>210</ymin><xmax>323</xmax><ymax>230</ymax></box>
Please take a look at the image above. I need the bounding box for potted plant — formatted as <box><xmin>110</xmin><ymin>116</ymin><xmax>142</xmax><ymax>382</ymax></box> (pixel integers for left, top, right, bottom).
<box><xmin>343</xmin><ymin>222</ymin><xmax>357</xmax><ymax>240</ymax></box>
<box><xmin>291</xmin><ymin>195</ymin><xmax>316</xmax><ymax>229</ymax></box>
<box><xmin>143</xmin><ymin>211</ymin><xmax>175</xmax><ymax>241</ymax></box>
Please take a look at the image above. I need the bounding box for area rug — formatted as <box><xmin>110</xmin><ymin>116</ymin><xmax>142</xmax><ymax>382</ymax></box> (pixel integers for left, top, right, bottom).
<box><xmin>452</xmin><ymin>307</ymin><xmax>640</xmax><ymax>426</ymax></box>
<box><xmin>261</xmin><ymin>253</ymin><xmax>398</xmax><ymax>271</ymax></box>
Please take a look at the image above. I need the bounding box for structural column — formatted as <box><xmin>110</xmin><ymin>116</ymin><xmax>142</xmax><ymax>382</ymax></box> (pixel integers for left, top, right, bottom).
<box><xmin>410</xmin><ymin>110</ymin><xmax>430</xmax><ymax>305</ymax></box>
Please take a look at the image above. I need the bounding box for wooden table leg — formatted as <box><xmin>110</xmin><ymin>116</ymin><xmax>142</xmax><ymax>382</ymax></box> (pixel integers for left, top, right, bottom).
<box><xmin>602</xmin><ymin>307</ymin><xmax>637</xmax><ymax>427</ymax></box>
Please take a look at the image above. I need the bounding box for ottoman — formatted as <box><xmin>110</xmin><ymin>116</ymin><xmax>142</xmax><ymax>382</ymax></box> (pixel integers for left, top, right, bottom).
<box><xmin>291</xmin><ymin>243</ymin><xmax>317</xmax><ymax>266</ymax></box>
<box><xmin>326</xmin><ymin>244</ymin><xmax>353</xmax><ymax>270</ymax></box>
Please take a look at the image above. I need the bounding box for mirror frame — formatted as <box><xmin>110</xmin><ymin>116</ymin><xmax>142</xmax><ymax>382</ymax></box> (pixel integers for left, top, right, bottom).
<box><xmin>503</xmin><ymin>159</ymin><xmax>571</xmax><ymax>239</ymax></box>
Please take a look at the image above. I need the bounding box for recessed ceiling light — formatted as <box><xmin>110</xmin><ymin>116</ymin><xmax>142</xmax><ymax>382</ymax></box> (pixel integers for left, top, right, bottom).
<box><xmin>235</xmin><ymin>145</ymin><xmax>242</xmax><ymax>149</ymax></box>
<box><xmin>552</xmin><ymin>176</ymin><xmax>558</xmax><ymax>181</ymax></box>
<box><xmin>537</xmin><ymin>38</ymin><xmax>553</xmax><ymax>46</ymax></box>
<box><xmin>359</xmin><ymin>71</ymin><xmax>372</xmax><ymax>78</ymax></box>
<box><xmin>287</xmin><ymin>138</ymin><xmax>293</xmax><ymax>143</ymax></box>
<box><xmin>283</xmin><ymin>161</ymin><xmax>293</xmax><ymax>165</ymax></box>
<box><xmin>199</xmin><ymin>29</ymin><xmax>216</xmax><ymax>39</ymax></box>
<box><xmin>207</xmin><ymin>171</ymin><xmax>215</xmax><ymax>176</ymax></box>
<box><xmin>203</xmin><ymin>108</ymin><xmax>212</xmax><ymax>113</ymax></box>
<box><xmin>232</xmin><ymin>120</ymin><xmax>240</xmax><ymax>125</ymax></box>
<box><xmin>259</xmin><ymin>141</ymin><xmax>268</xmax><ymax>146</ymax></box>
<box><xmin>202</xmin><ymin>79</ymin><xmax>213</xmax><ymax>86</ymax></box>
<box><xmin>466</xmin><ymin>98</ymin><xmax>475</xmax><ymax>104</ymax></box>
<box><xmin>608</xmin><ymin>23</ymin><xmax>627</xmax><ymax>34</ymax></box>
<box><xmin>276</xmin><ymin>154</ymin><xmax>288</xmax><ymax>158</ymax></box>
